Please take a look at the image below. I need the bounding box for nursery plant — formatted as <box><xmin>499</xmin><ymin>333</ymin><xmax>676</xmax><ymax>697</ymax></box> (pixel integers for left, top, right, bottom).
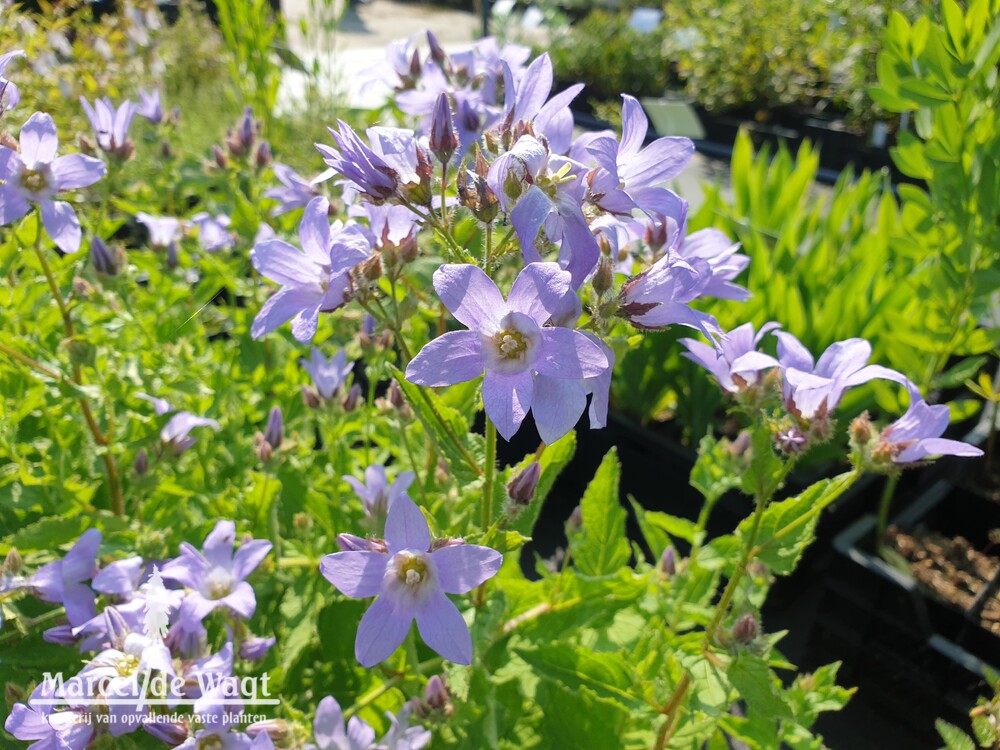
<box><xmin>0</xmin><ymin>4</ymin><xmax>991</xmax><ymax>750</ymax></box>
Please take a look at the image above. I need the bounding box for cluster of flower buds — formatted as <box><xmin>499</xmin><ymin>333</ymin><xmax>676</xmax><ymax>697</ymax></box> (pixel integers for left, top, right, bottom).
<box><xmin>253</xmin><ymin>406</ymin><xmax>283</xmax><ymax>462</ymax></box>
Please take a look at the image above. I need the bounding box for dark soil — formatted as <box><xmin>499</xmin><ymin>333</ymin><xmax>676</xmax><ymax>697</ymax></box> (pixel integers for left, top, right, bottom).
<box><xmin>888</xmin><ymin>526</ymin><xmax>1000</xmax><ymax>636</ymax></box>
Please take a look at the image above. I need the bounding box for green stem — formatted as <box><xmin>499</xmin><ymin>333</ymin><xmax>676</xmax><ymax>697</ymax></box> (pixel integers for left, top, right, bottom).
<box><xmin>875</xmin><ymin>473</ymin><xmax>900</xmax><ymax>552</ymax></box>
<box><xmin>439</xmin><ymin>161</ymin><xmax>449</xmax><ymax>231</ymax></box>
<box><xmin>0</xmin><ymin>341</ymin><xmax>64</xmax><ymax>380</ymax></box>
<box><xmin>482</xmin><ymin>414</ymin><xmax>497</xmax><ymax>530</ymax></box>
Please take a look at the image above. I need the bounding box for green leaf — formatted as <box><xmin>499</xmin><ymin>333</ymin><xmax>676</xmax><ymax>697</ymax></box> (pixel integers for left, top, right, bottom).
<box><xmin>741</xmin><ymin>473</ymin><xmax>856</xmax><ymax>576</ymax></box>
<box><xmin>535</xmin><ymin>679</ymin><xmax>630</xmax><ymax>750</ymax></box>
<box><xmin>935</xmin><ymin>719</ymin><xmax>976</xmax><ymax>750</ymax></box>
<box><xmin>690</xmin><ymin>433</ymin><xmax>743</xmax><ymax>505</ymax></box>
<box><xmin>573</xmin><ymin>449</ymin><xmax>630</xmax><ymax>577</ymax></box>
<box><xmin>515</xmin><ymin>644</ymin><xmax>643</xmax><ymax>709</ymax></box>
<box><xmin>740</xmin><ymin>425</ymin><xmax>784</xmax><ymax>501</ymax></box>
<box><xmin>389</xmin><ymin>365</ymin><xmax>483</xmax><ymax>484</ymax></box>
<box><xmin>899</xmin><ymin>78</ymin><xmax>952</xmax><ymax>106</ymax></box>
<box><xmin>727</xmin><ymin>654</ymin><xmax>793</xmax><ymax>720</ymax></box>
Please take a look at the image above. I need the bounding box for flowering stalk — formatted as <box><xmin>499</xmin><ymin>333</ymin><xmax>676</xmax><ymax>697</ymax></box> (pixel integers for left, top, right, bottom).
<box><xmin>29</xmin><ymin>212</ymin><xmax>124</xmax><ymax>516</ymax></box>
<box><xmin>874</xmin><ymin>473</ymin><xmax>900</xmax><ymax>552</ymax></box>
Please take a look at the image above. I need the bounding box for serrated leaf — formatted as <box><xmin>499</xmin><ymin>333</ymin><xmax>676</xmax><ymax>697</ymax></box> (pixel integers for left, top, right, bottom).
<box><xmin>573</xmin><ymin>449</ymin><xmax>630</xmax><ymax>577</ymax></box>
<box><xmin>515</xmin><ymin>644</ymin><xmax>642</xmax><ymax>709</ymax></box>
<box><xmin>936</xmin><ymin>719</ymin><xmax>976</xmax><ymax>750</ymax></box>
<box><xmin>727</xmin><ymin>654</ymin><xmax>793</xmax><ymax>720</ymax></box>
<box><xmin>741</xmin><ymin>425</ymin><xmax>784</xmax><ymax>500</ymax></box>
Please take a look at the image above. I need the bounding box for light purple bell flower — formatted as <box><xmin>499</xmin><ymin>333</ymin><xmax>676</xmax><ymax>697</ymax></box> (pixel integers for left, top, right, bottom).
<box><xmin>321</xmin><ymin>494</ymin><xmax>502</xmax><ymax>667</ymax></box>
<box><xmin>0</xmin><ymin>112</ymin><xmax>106</xmax><ymax>254</ymax></box>
<box><xmin>251</xmin><ymin>196</ymin><xmax>372</xmax><ymax>342</ymax></box>
<box><xmin>4</xmin><ymin>679</ymin><xmax>95</xmax><ymax>750</ymax></box>
<box><xmin>681</xmin><ymin>322</ymin><xmax>781</xmax><ymax>394</ymax></box>
<box><xmin>30</xmin><ymin>528</ymin><xmax>101</xmax><ymax>627</ymax></box>
<box><xmin>137</xmin><ymin>393</ymin><xmax>220</xmax><ymax>454</ymax></box>
<box><xmin>775</xmin><ymin>333</ymin><xmax>910</xmax><ymax>420</ymax></box>
<box><xmin>617</xmin><ymin>253</ymin><xmax>719</xmax><ymax>338</ymax></box>
<box><xmin>160</xmin><ymin>521</ymin><xmax>272</xmax><ymax>624</ymax></box>
<box><xmin>0</xmin><ymin>49</ymin><xmax>25</xmax><ymax>114</ymax></box>
<box><xmin>315</xmin><ymin>123</ymin><xmax>427</xmax><ymax>204</ymax></box>
<box><xmin>309</xmin><ymin>695</ymin><xmax>376</xmax><ymax>750</ymax></box>
<box><xmin>878</xmin><ymin>386</ymin><xmax>984</xmax><ymax>463</ymax></box>
<box><xmin>80</xmin><ymin>96</ymin><xmax>136</xmax><ymax>157</ymax></box>
<box><xmin>136</xmin><ymin>89</ymin><xmax>163</xmax><ymax>125</ymax></box>
<box><xmin>497</xmin><ymin>52</ymin><xmax>582</xmax><ymax>155</ymax></box>
<box><xmin>585</xmin><ymin>95</ymin><xmax>694</xmax><ymax>217</ymax></box>
<box><xmin>174</xmin><ymin>680</ymin><xmax>247</xmax><ymax>750</ymax></box>
<box><xmin>264</xmin><ymin>163</ymin><xmax>319</xmax><ymax>216</ymax></box>
<box><xmin>343</xmin><ymin>465</ymin><xmax>415</xmax><ymax>521</ymax></box>
<box><xmin>405</xmin><ymin>263</ymin><xmax>609</xmax><ymax>441</ymax></box>
<box><xmin>676</xmin><ymin>228</ymin><xmax>750</xmax><ymax>302</ymax></box>
<box><xmin>181</xmin><ymin>640</ymin><xmax>234</xmax><ymax>699</ymax></box>
<box><xmin>190</xmin><ymin>212</ymin><xmax>234</xmax><ymax>253</ymax></box>
<box><xmin>301</xmin><ymin>348</ymin><xmax>354</xmax><ymax>400</ymax></box>
<box><xmin>136</xmin><ymin>211</ymin><xmax>181</xmax><ymax>253</ymax></box>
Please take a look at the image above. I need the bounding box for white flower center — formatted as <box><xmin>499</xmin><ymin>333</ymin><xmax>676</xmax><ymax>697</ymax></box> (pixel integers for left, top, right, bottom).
<box><xmin>204</xmin><ymin>567</ymin><xmax>232</xmax><ymax>600</ymax></box>
<box><xmin>16</xmin><ymin>163</ymin><xmax>55</xmax><ymax>201</ymax></box>
<box><xmin>387</xmin><ymin>550</ymin><xmax>435</xmax><ymax>602</ymax></box>
<box><xmin>116</xmin><ymin>653</ymin><xmax>140</xmax><ymax>677</ymax></box>
<box><xmin>484</xmin><ymin>311</ymin><xmax>540</xmax><ymax>374</ymax></box>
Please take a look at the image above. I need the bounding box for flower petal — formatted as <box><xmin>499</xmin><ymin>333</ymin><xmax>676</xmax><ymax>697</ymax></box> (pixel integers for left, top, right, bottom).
<box><xmin>221</xmin><ymin>581</ymin><xmax>257</xmax><ymax>618</ymax></box>
<box><xmin>618</xmin><ymin>94</ymin><xmax>648</xmax><ymax>158</ymax></box>
<box><xmin>532</xmin><ymin>375</ymin><xmax>587</xmax><ymax>444</ymax></box>
<box><xmin>251</xmin><ymin>239</ymin><xmax>319</xmax><ymax>286</ymax></box>
<box><xmin>384</xmin><ymin>494</ymin><xmax>431</xmax><ymax>553</ymax></box>
<box><xmin>313</xmin><ymin>696</ymin><xmax>348</xmax><ymax>748</ymax></box>
<box><xmin>40</xmin><ymin>200</ymin><xmax>81</xmax><ymax>254</ymax></box>
<box><xmin>202</xmin><ymin>521</ymin><xmax>236</xmax><ymax>569</ymax></box>
<box><xmin>432</xmin><ymin>264</ymin><xmax>505</xmax><ymax>330</ymax></box>
<box><xmin>251</xmin><ymin>287</ymin><xmax>314</xmax><ymax>340</ymax></box>
<box><xmin>355</xmin><ymin>593</ymin><xmax>413</xmax><ymax>667</ymax></box>
<box><xmin>534</xmin><ymin>328</ymin><xmax>609</xmax><ymax>379</ymax></box>
<box><xmin>507</xmin><ymin>262</ymin><xmax>573</xmax><ymax>325</ymax></box>
<box><xmin>431</xmin><ymin>544</ymin><xmax>502</xmax><ymax>595</ymax></box>
<box><xmin>320</xmin><ymin>551</ymin><xmax>387</xmax><ymax>598</ymax></box>
<box><xmin>896</xmin><ymin>438</ymin><xmax>984</xmax><ymax>463</ymax></box>
<box><xmin>52</xmin><ymin>153</ymin><xmax>106</xmax><ymax>190</ymax></box>
<box><xmin>415</xmin><ymin>590</ymin><xmax>472</xmax><ymax>665</ymax></box>
<box><xmin>0</xmin><ymin>182</ymin><xmax>30</xmax><ymax>225</ymax></box>
<box><xmin>298</xmin><ymin>196</ymin><xmax>332</xmax><ymax>266</ymax></box>
<box><xmin>404</xmin><ymin>330</ymin><xmax>485</xmax><ymax>387</ymax></box>
<box><xmin>482</xmin><ymin>369</ymin><xmax>533</xmax><ymax>441</ymax></box>
<box><xmin>19</xmin><ymin>112</ymin><xmax>58</xmax><ymax>165</ymax></box>
<box><xmin>62</xmin><ymin>528</ymin><xmax>102</xmax><ymax>582</ymax></box>
<box><xmin>231</xmin><ymin>539</ymin><xmax>272</xmax><ymax>582</ymax></box>
<box><xmin>510</xmin><ymin>185</ymin><xmax>551</xmax><ymax>265</ymax></box>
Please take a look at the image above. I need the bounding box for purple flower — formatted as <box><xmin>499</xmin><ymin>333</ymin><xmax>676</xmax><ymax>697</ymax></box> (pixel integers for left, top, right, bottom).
<box><xmin>487</xmin><ymin>135</ymin><xmax>599</xmax><ymax>285</ymax></box>
<box><xmin>379</xmin><ymin>703</ymin><xmax>431</xmax><ymax>750</ymax></box>
<box><xmin>321</xmin><ymin>494</ymin><xmax>502</xmax><ymax>666</ymax></box>
<box><xmin>344</xmin><ymin>465</ymin><xmax>415</xmax><ymax>521</ymax></box>
<box><xmin>251</xmin><ymin>196</ymin><xmax>372</xmax><ymax>342</ymax></box>
<box><xmin>775</xmin><ymin>334</ymin><xmax>909</xmax><ymax>420</ymax></box>
<box><xmin>80</xmin><ymin>96</ymin><xmax>136</xmax><ymax>158</ymax></box>
<box><xmin>136</xmin><ymin>211</ymin><xmax>181</xmax><ymax>252</ymax></box>
<box><xmin>310</xmin><ymin>695</ymin><xmax>376</xmax><ymax>750</ymax></box>
<box><xmin>301</xmin><ymin>348</ymin><xmax>354</xmax><ymax>400</ymax></box>
<box><xmin>137</xmin><ymin>393</ymin><xmax>220</xmax><ymax>454</ymax></box>
<box><xmin>0</xmin><ymin>49</ymin><xmax>25</xmax><ymax>114</ymax></box>
<box><xmin>617</xmin><ymin>254</ymin><xmax>719</xmax><ymax>337</ymax></box>
<box><xmin>877</xmin><ymin>386</ymin><xmax>984</xmax><ymax>463</ymax></box>
<box><xmin>405</xmin><ymin>263</ymin><xmax>609</xmax><ymax>441</ymax></box>
<box><xmin>31</xmin><ymin>528</ymin><xmax>101</xmax><ymax>626</ymax></box>
<box><xmin>316</xmin><ymin>122</ymin><xmax>428</xmax><ymax>204</ymax></box>
<box><xmin>4</xmin><ymin>680</ymin><xmax>95</xmax><ymax>750</ymax></box>
<box><xmin>499</xmin><ymin>52</ymin><xmax>582</xmax><ymax>155</ymax></box>
<box><xmin>136</xmin><ymin>89</ymin><xmax>163</xmax><ymax>125</ymax></box>
<box><xmin>181</xmin><ymin>640</ymin><xmax>234</xmax><ymax>699</ymax></box>
<box><xmin>239</xmin><ymin>635</ymin><xmax>276</xmax><ymax>661</ymax></box>
<box><xmin>429</xmin><ymin>92</ymin><xmax>459</xmax><ymax>163</ymax></box>
<box><xmin>191</xmin><ymin>212</ymin><xmax>234</xmax><ymax>253</ymax></box>
<box><xmin>263</xmin><ymin>406</ymin><xmax>283</xmax><ymax>450</ymax></box>
<box><xmin>264</xmin><ymin>163</ymin><xmax>319</xmax><ymax>216</ymax></box>
<box><xmin>676</xmin><ymin>228</ymin><xmax>750</xmax><ymax>301</ymax></box>
<box><xmin>585</xmin><ymin>95</ymin><xmax>693</xmax><ymax>216</ymax></box>
<box><xmin>160</xmin><ymin>520</ymin><xmax>272</xmax><ymax>624</ymax></box>
<box><xmin>680</xmin><ymin>322</ymin><xmax>781</xmax><ymax>394</ymax></box>
<box><xmin>0</xmin><ymin>112</ymin><xmax>106</xmax><ymax>253</ymax></box>
<box><xmin>174</xmin><ymin>680</ymin><xmax>247</xmax><ymax>750</ymax></box>
<box><xmin>364</xmin><ymin>203</ymin><xmax>420</xmax><ymax>255</ymax></box>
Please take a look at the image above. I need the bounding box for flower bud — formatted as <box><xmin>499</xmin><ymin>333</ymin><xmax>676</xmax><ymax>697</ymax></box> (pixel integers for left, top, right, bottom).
<box><xmin>659</xmin><ymin>547</ymin><xmax>676</xmax><ymax>577</ymax></box>
<box><xmin>850</xmin><ymin>412</ymin><xmax>873</xmax><ymax>447</ymax></box>
<box><xmin>342</xmin><ymin>383</ymin><xmax>363</xmax><ymax>412</ymax></box>
<box><xmin>254</xmin><ymin>432</ymin><xmax>273</xmax><ymax>463</ymax></box>
<box><xmin>386</xmin><ymin>380</ymin><xmax>406</xmax><ymax>410</ymax></box>
<box><xmin>4</xmin><ymin>682</ymin><xmax>25</xmax><ymax>706</ymax></box>
<box><xmin>301</xmin><ymin>384</ymin><xmax>322</xmax><ymax>409</ymax></box>
<box><xmin>71</xmin><ymin>277</ymin><xmax>94</xmax><ymax>300</ymax></box>
<box><xmin>775</xmin><ymin>425</ymin><xmax>807</xmax><ymax>455</ymax></box>
<box><xmin>566</xmin><ymin>505</ymin><xmax>583</xmax><ymax>534</ymax></box>
<box><xmin>3</xmin><ymin>548</ymin><xmax>21</xmax><ymax>577</ymax></box>
<box><xmin>211</xmin><ymin>143</ymin><xmax>228</xmax><ymax>169</ymax></box>
<box><xmin>67</xmin><ymin>338</ymin><xmax>96</xmax><ymax>368</ymax></box>
<box><xmin>507</xmin><ymin>461</ymin><xmax>541</xmax><ymax>506</ymax></box>
<box><xmin>293</xmin><ymin>512</ymin><xmax>312</xmax><ymax>530</ymax></box>
<box><xmin>160</xmin><ymin>140</ymin><xmax>175</xmax><ymax>160</ymax></box>
<box><xmin>424</xmin><ymin>674</ymin><xmax>449</xmax><ymax>710</ymax></box>
<box><xmin>0</xmin><ymin>132</ymin><xmax>18</xmax><ymax>150</ymax></box>
<box><xmin>43</xmin><ymin>625</ymin><xmax>78</xmax><ymax>645</ymax></box>
<box><xmin>429</xmin><ymin>93</ymin><xmax>459</xmax><ymax>164</ymax></box>
<box><xmin>254</xmin><ymin>140</ymin><xmax>272</xmax><ymax>170</ymax></box>
<box><xmin>105</xmin><ymin>606</ymin><xmax>131</xmax><ymax>650</ymax></box>
<box><xmin>264</xmin><ymin>406</ymin><xmax>283</xmax><ymax>450</ymax></box>
<box><xmin>247</xmin><ymin>719</ymin><xmax>289</xmax><ymax>743</ymax></box>
<box><xmin>426</xmin><ymin>30</ymin><xmax>448</xmax><ymax>67</ymax></box>
<box><xmin>133</xmin><ymin>449</ymin><xmax>149</xmax><ymax>476</ymax></box>
<box><xmin>731</xmin><ymin>613</ymin><xmax>759</xmax><ymax>645</ymax></box>
<box><xmin>143</xmin><ymin>718</ymin><xmax>189</xmax><ymax>745</ymax></box>
<box><xmin>592</xmin><ymin>256</ymin><xmax>614</xmax><ymax>297</ymax></box>
<box><xmin>90</xmin><ymin>236</ymin><xmax>121</xmax><ymax>276</ymax></box>
<box><xmin>336</xmin><ymin>533</ymin><xmax>387</xmax><ymax>553</ymax></box>
<box><xmin>240</xmin><ymin>635</ymin><xmax>276</xmax><ymax>662</ymax></box>
<box><xmin>359</xmin><ymin>254</ymin><xmax>383</xmax><ymax>282</ymax></box>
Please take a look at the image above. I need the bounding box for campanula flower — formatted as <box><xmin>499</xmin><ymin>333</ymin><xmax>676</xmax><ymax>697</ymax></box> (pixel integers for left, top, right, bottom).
<box><xmin>321</xmin><ymin>494</ymin><xmax>502</xmax><ymax>666</ymax></box>
<box><xmin>0</xmin><ymin>49</ymin><xmax>25</xmax><ymax>114</ymax></box>
<box><xmin>405</xmin><ymin>263</ymin><xmax>609</xmax><ymax>441</ymax></box>
<box><xmin>264</xmin><ymin>163</ymin><xmax>319</xmax><ymax>216</ymax></box>
<box><xmin>31</xmin><ymin>528</ymin><xmax>101</xmax><ymax>627</ymax></box>
<box><xmin>160</xmin><ymin>520</ymin><xmax>272</xmax><ymax>625</ymax></box>
<box><xmin>0</xmin><ymin>112</ymin><xmax>106</xmax><ymax>254</ymax></box>
<box><xmin>4</xmin><ymin>680</ymin><xmax>95</xmax><ymax>750</ymax></box>
<box><xmin>136</xmin><ymin>211</ymin><xmax>181</xmax><ymax>253</ymax></box>
<box><xmin>136</xmin><ymin>89</ymin><xmax>163</xmax><ymax>124</ymax></box>
<box><xmin>80</xmin><ymin>96</ymin><xmax>136</xmax><ymax>159</ymax></box>
<box><xmin>676</xmin><ymin>229</ymin><xmax>750</xmax><ymax>301</ymax></box>
<box><xmin>301</xmin><ymin>348</ymin><xmax>354</xmax><ymax>400</ymax></box>
<box><xmin>617</xmin><ymin>253</ymin><xmax>719</xmax><ymax>338</ymax></box>
<box><xmin>137</xmin><ymin>393</ymin><xmax>220</xmax><ymax>454</ymax></box>
<box><xmin>875</xmin><ymin>386</ymin><xmax>984</xmax><ymax>463</ymax></box>
<box><xmin>775</xmin><ymin>333</ymin><xmax>909</xmax><ymax>420</ymax></box>
<box><xmin>190</xmin><ymin>212</ymin><xmax>234</xmax><ymax>253</ymax></box>
<box><xmin>585</xmin><ymin>95</ymin><xmax>694</xmax><ymax>216</ymax></box>
<box><xmin>310</xmin><ymin>696</ymin><xmax>376</xmax><ymax>750</ymax></box>
<box><xmin>498</xmin><ymin>52</ymin><xmax>582</xmax><ymax>155</ymax></box>
<box><xmin>680</xmin><ymin>322</ymin><xmax>781</xmax><ymax>394</ymax></box>
<box><xmin>487</xmin><ymin>136</ymin><xmax>599</xmax><ymax>285</ymax></box>
<box><xmin>251</xmin><ymin>196</ymin><xmax>371</xmax><ymax>342</ymax></box>
<box><xmin>343</xmin><ymin>465</ymin><xmax>415</xmax><ymax>521</ymax></box>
